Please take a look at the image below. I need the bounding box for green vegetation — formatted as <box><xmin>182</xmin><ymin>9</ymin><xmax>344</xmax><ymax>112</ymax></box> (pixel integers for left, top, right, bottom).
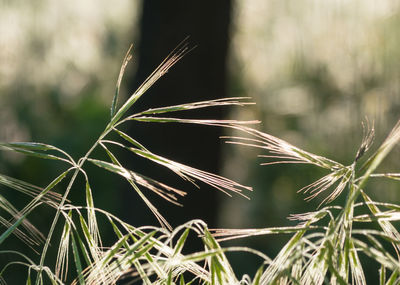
<box><xmin>1</xmin><ymin>42</ymin><xmax>400</xmax><ymax>284</ymax></box>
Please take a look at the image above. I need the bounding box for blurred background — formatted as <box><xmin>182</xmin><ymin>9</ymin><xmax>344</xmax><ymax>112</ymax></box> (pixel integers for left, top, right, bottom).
<box><xmin>1</xmin><ymin>0</ymin><xmax>400</xmax><ymax>283</ymax></box>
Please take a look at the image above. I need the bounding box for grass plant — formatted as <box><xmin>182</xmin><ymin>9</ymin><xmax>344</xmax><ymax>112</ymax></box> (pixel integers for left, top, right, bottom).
<box><xmin>1</xmin><ymin>41</ymin><xmax>400</xmax><ymax>284</ymax></box>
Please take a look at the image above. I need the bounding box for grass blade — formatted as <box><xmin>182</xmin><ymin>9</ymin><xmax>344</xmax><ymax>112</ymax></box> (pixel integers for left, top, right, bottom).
<box><xmin>0</xmin><ymin>142</ymin><xmax>74</xmax><ymax>164</ymax></box>
<box><xmin>122</xmin><ymin>146</ymin><xmax>252</xmax><ymax>198</ymax></box>
<box><xmin>131</xmin><ymin>97</ymin><xmax>254</xmax><ymax>116</ymax></box>
<box><xmin>385</xmin><ymin>270</ymin><xmax>399</xmax><ymax>285</ymax></box>
<box><xmin>89</xmin><ymin>157</ymin><xmax>185</xmax><ymax>205</ymax></box>
<box><xmin>55</xmin><ymin>211</ymin><xmax>72</xmax><ymax>281</ymax></box>
<box><xmin>349</xmin><ymin>239</ymin><xmax>366</xmax><ymax>285</ymax></box>
<box><xmin>111</xmin><ymin>44</ymin><xmax>133</xmax><ymax>118</ymax></box>
<box><xmin>108</xmin><ymin>38</ymin><xmax>192</xmax><ymax>128</ymax></box>
<box><xmin>0</xmin><ymin>211</ymin><xmax>29</xmax><ymax>245</ymax></box>
<box><xmin>71</xmin><ymin>232</ymin><xmax>85</xmax><ymax>285</ymax></box>
<box><xmin>0</xmin><ymin>195</ymin><xmax>44</xmax><ymax>246</ymax></box>
<box><xmin>361</xmin><ymin>190</ymin><xmax>400</xmax><ymax>258</ymax></box>
<box><xmin>223</xmin><ymin>126</ymin><xmax>343</xmax><ymax>170</ymax></box>
<box><xmin>0</xmin><ymin>173</ymin><xmax>63</xmax><ymax>206</ymax></box>
<box><xmin>125</xmin><ymin>116</ymin><xmax>259</xmax><ymax>128</ymax></box>
<box><xmin>173</xmin><ymin>228</ymin><xmax>190</xmax><ymax>257</ymax></box>
<box><xmin>358</xmin><ymin>119</ymin><xmax>400</xmax><ymax>191</ymax></box>
<box><xmin>112</xmin><ymin>128</ymin><xmax>149</xmax><ymax>151</ymax></box>
<box><xmin>89</xmin><ymin>157</ymin><xmax>172</xmax><ymax>230</ymax></box>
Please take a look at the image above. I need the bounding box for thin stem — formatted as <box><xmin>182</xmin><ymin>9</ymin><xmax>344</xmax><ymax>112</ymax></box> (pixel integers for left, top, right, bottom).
<box><xmin>35</xmin><ymin>129</ymin><xmax>112</xmax><ymax>284</ymax></box>
<box><xmin>343</xmin><ymin>164</ymin><xmax>356</xmax><ymax>232</ymax></box>
<box><xmin>36</xmin><ymin>168</ymin><xmax>80</xmax><ymax>284</ymax></box>
<box><xmin>326</xmin><ymin>164</ymin><xmax>355</xmax><ymax>241</ymax></box>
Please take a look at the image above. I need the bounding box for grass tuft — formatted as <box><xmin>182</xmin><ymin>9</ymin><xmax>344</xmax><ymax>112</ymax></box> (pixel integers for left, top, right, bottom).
<box><xmin>1</xmin><ymin>41</ymin><xmax>400</xmax><ymax>284</ymax></box>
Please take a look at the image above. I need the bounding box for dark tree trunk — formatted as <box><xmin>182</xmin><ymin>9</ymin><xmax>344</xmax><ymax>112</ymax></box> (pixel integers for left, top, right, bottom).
<box><xmin>123</xmin><ymin>0</ymin><xmax>233</xmax><ymax>229</ymax></box>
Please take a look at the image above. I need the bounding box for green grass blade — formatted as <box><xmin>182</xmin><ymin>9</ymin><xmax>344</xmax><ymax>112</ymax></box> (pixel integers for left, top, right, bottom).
<box><xmin>78</xmin><ymin>214</ymin><xmax>104</xmax><ymax>280</ymax></box>
<box><xmin>301</xmin><ymin>245</ymin><xmax>329</xmax><ymax>285</ymax></box>
<box><xmin>127</xmin><ymin>116</ymin><xmax>259</xmax><ymax>127</ymax></box>
<box><xmin>71</xmin><ymin>231</ymin><xmax>85</xmax><ymax>285</ymax></box>
<box><xmin>252</xmin><ymin>265</ymin><xmax>264</xmax><ymax>285</ymax></box>
<box><xmin>353</xmin><ymin>237</ymin><xmax>400</xmax><ymax>270</ymax></box>
<box><xmin>89</xmin><ymin>156</ymin><xmax>172</xmax><ymax>230</ymax></box>
<box><xmin>108</xmin><ymin>39</ymin><xmax>191</xmax><ymax>128</ymax></box>
<box><xmin>327</xmin><ymin>260</ymin><xmax>349</xmax><ymax>285</ymax></box>
<box><xmin>84</xmin><ymin>178</ymin><xmax>101</xmax><ymax>250</ymax></box>
<box><xmin>361</xmin><ymin>190</ymin><xmax>400</xmax><ymax>257</ymax></box>
<box><xmin>79</xmin><ymin>216</ymin><xmax>97</xmax><ymax>251</ymax></box>
<box><xmin>85</xmin><ymin>232</ymin><xmax>156</xmax><ymax>284</ymax></box>
<box><xmin>26</xmin><ymin>268</ymin><xmax>32</xmax><ymax>285</ymax></box>
<box><xmin>349</xmin><ymin>239</ymin><xmax>366</xmax><ymax>285</ymax></box>
<box><xmin>130</xmin><ymin>97</ymin><xmax>253</xmax><ymax>116</ymax></box>
<box><xmin>173</xmin><ymin>228</ymin><xmax>190</xmax><ymax>257</ymax></box>
<box><xmin>379</xmin><ymin>265</ymin><xmax>386</xmax><ymax>285</ymax></box>
<box><xmin>88</xmin><ymin>159</ymin><xmax>124</xmax><ymax>175</ymax></box>
<box><xmin>181</xmin><ymin>249</ymin><xmax>229</xmax><ymax>263</ymax></box>
<box><xmin>0</xmin><ymin>142</ymin><xmax>74</xmax><ymax>164</ymax></box>
<box><xmin>260</xmin><ymin>229</ymin><xmax>306</xmax><ymax>284</ymax></box>
<box><xmin>125</xmin><ymin>147</ymin><xmax>252</xmax><ymax>197</ymax></box>
<box><xmin>111</xmin><ymin>44</ymin><xmax>133</xmax><ymax>118</ymax></box>
<box><xmin>166</xmin><ymin>271</ymin><xmax>173</xmax><ymax>285</ymax></box>
<box><xmin>112</xmin><ymin>128</ymin><xmax>148</xmax><ymax>151</ymax></box>
<box><xmin>90</xmin><ymin>156</ymin><xmax>184</xmax><ymax>204</ymax></box>
<box><xmin>386</xmin><ymin>270</ymin><xmax>399</xmax><ymax>285</ymax></box>
<box><xmin>0</xmin><ymin>211</ymin><xmax>30</xmax><ymax>245</ymax></box>
<box><xmin>106</xmin><ymin>217</ymin><xmax>154</xmax><ymax>281</ymax></box>
<box><xmin>101</xmin><ymin>235</ymin><xmax>130</xmax><ymax>266</ymax></box>
<box><xmin>358</xmin><ymin>119</ymin><xmax>400</xmax><ymax>192</ymax></box>
<box><xmin>0</xmin><ymin>173</ymin><xmax>63</xmax><ymax>206</ymax></box>
<box><xmin>0</xmin><ymin>194</ymin><xmax>44</xmax><ymax>245</ymax></box>
<box><xmin>211</xmin><ymin>225</ymin><xmax>314</xmax><ymax>242</ymax></box>
<box><xmin>73</xmin><ymin>229</ymin><xmax>92</xmax><ymax>268</ymax></box>
<box><xmin>55</xmin><ymin>211</ymin><xmax>72</xmax><ymax>281</ymax></box>
<box><xmin>202</xmin><ymin>229</ymin><xmax>237</xmax><ymax>284</ymax></box>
